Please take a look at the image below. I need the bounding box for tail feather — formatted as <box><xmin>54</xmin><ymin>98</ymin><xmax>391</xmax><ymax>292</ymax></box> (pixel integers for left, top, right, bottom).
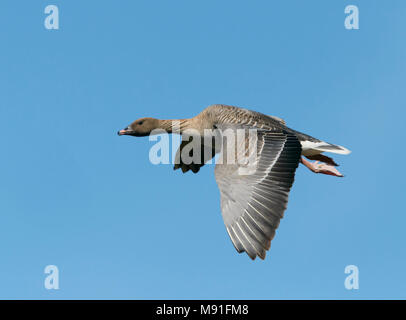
<box><xmin>300</xmin><ymin>140</ymin><xmax>351</xmax><ymax>156</ymax></box>
<box><xmin>313</xmin><ymin>143</ymin><xmax>351</xmax><ymax>155</ymax></box>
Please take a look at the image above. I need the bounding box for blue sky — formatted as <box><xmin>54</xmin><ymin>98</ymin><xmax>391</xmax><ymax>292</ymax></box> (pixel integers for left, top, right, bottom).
<box><xmin>0</xmin><ymin>0</ymin><xmax>405</xmax><ymax>299</ymax></box>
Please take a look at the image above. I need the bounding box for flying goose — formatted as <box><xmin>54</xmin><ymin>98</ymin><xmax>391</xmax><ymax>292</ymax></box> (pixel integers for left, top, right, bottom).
<box><xmin>118</xmin><ymin>104</ymin><xmax>350</xmax><ymax>260</ymax></box>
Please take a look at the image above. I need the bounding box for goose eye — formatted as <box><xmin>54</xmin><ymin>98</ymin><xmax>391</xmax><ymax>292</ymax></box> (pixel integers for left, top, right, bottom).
<box><xmin>138</xmin><ymin>121</ymin><xmax>143</xmax><ymax>125</ymax></box>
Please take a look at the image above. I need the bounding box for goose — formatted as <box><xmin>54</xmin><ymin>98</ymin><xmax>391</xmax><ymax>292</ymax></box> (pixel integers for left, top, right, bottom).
<box><xmin>118</xmin><ymin>104</ymin><xmax>350</xmax><ymax>260</ymax></box>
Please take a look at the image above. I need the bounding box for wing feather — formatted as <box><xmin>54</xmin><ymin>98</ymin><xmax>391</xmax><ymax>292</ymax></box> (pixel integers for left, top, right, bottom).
<box><xmin>215</xmin><ymin>127</ymin><xmax>301</xmax><ymax>260</ymax></box>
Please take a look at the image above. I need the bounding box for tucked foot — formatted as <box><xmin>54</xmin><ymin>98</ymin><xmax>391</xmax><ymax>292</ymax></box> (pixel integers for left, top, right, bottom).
<box><xmin>300</xmin><ymin>157</ymin><xmax>344</xmax><ymax>177</ymax></box>
<box><xmin>305</xmin><ymin>154</ymin><xmax>339</xmax><ymax>166</ymax></box>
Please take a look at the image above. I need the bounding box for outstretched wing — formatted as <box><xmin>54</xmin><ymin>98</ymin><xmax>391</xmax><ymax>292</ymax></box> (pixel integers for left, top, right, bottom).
<box><xmin>214</xmin><ymin>128</ymin><xmax>302</xmax><ymax>260</ymax></box>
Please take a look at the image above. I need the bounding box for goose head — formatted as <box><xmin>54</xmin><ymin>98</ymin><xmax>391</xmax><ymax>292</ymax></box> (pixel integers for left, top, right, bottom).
<box><xmin>117</xmin><ymin>117</ymin><xmax>161</xmax><ymax>137</ymax></box>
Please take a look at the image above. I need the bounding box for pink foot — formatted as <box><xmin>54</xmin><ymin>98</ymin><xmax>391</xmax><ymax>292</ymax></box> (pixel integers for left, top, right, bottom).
<box><xmin>300</xmin><ymin>158</ymin><xmax>343</xmax><ymax>177</ymax></box>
